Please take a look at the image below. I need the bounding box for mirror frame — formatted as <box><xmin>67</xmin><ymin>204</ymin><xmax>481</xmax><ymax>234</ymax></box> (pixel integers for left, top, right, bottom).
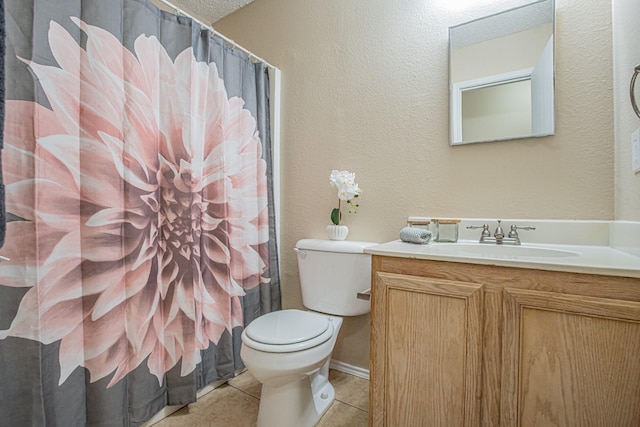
<box><xmin>451</xmin><ymin>67</ymin><xmax>533</xmax><ymax>143</ymax></box>
<box><xmin>449</xmin><ymin>0</ymin><xmax>555</xmax><ymax>145</ymax></box>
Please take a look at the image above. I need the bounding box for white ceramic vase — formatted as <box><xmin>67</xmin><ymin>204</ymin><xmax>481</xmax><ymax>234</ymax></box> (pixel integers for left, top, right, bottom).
<box><xmin>326</xmin><ymin>225</ymin><xmax>349</xmax><ymax>241</ymax></box>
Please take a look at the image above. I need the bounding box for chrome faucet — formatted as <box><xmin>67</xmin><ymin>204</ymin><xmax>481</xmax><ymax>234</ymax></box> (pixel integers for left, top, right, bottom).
<box><xmin>507</xmin><ymin>224</ymin><xmax>536</xmax><ymax>245</ymax></box>
<box><xmin>466</xmin><ymin>223</ymin><xmax>491</xmax><ymax>242</ymax></box>
<box><xmin>467</xmin><ymin>220</ymin><xmax>535</xmax><ymax>245</ymax></box>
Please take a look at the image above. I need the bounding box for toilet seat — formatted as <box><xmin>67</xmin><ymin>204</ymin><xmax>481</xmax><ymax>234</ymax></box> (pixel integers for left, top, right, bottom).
<box><xmin>242</xmin><ymin>309</ymin><xmax>334</xmax><ymax>353</ymax></box>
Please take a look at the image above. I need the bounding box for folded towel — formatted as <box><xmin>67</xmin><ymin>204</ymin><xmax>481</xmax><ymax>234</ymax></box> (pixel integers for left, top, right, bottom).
<box><xmin>399</xmin><ymin>227</ymin><xmax>432</xmax><ymax>244</ymax></box>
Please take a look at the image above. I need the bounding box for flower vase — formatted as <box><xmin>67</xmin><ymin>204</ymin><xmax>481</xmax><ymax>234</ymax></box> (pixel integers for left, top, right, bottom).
<box><xmin>326</xmin><ymin>225</ymin><xmax>349</xmax><ymax>241</ymax></box>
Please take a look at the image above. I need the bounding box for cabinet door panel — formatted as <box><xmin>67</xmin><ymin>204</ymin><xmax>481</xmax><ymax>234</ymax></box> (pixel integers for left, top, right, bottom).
<box><xmin>371</xmin><ymin>272</ymin><xmax>483</xmax><ymax>427</ymax></box>
<box><xmin>502</xmin><ymin>288</ymin><xmax>640</xmax><ymax>427</ymax></box>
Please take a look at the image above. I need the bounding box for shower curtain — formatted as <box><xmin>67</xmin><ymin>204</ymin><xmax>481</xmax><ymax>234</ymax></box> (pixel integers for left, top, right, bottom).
<box><xmin>0</xmin><ymin>0</ymin><xmax>280</xmax><ymax>425</ymax></box>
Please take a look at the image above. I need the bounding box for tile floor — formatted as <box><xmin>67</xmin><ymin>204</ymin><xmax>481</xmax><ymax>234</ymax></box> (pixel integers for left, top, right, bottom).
<box><xmin>151</xmin><ymin>369</ymin><xmax>369</xmax><ymax>427</ymax></box>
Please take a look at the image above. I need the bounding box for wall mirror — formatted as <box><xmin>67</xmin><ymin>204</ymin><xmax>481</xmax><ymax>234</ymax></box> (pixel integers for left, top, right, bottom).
<box><xmin>449</xmin><ymin>0</ymin><xmax>555</xmax><ymax>145</ymax></box>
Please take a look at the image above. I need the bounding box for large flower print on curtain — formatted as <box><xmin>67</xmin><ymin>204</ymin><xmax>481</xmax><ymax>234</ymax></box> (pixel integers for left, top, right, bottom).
<box><xmin>0</xmin><ymin>0</ymin><xmax>280</xmax><ymax>425</ymax></box>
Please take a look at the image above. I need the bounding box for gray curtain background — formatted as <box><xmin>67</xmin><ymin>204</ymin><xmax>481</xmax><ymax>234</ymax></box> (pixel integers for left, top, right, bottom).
<box><xmin>0</xmin><ymin>0</ymin><xmax>280</xmax><ymax>425</ymax></box>
<box><xmin>0</xmin><ymin>0</ymin><xmax>5</xmax><ymax>248</ymax></box>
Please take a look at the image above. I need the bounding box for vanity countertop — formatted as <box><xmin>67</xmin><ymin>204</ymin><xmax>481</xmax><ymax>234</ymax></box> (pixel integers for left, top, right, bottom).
<box><xmin>366</xmin><ymin>240</ymin><xmax>640</xmax><ymax>279</ymax></box>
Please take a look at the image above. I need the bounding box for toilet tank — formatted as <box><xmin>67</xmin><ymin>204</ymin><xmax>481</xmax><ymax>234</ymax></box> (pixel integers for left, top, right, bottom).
<box><xmin>295</xmin><ymin>239</ymin><xmax>377</xmax><ymax>316</ymax></box>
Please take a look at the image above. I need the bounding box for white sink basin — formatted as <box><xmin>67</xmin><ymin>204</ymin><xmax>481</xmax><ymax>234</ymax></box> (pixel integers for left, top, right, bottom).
<box><xmin>430</xmin><ymin>243</ymin><xmax>580</xmax><ymax>258</ymax></box>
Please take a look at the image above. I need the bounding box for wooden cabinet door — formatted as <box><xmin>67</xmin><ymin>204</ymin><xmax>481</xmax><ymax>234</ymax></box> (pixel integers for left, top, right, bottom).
<box><xmin>370</xmin><ymin>272</ymin><xmax>484</xmax><ymax>427</ymax></box>
<box><xmin>501</xmin><ymin>288</ymin><xmax>640</xmax><ymax>427</ymax></box>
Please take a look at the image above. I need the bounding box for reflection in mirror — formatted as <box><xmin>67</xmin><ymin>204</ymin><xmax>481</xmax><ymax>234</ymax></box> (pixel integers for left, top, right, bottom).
<box><xmin>449</xmin><ymin>0</ymin><xmax>555</xmax><ymax>145</ymax></box>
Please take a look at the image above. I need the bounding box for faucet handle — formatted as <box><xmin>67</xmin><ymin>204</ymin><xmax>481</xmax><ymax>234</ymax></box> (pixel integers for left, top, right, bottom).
<box><xmin>508</xmin><ymin>224</ymin><xmax>536</xmax><ymax>238</ymax></box>
<box><xmin>467</xmin><ymin>224</ymin><xmax>491</xmax><ymax>237</ymax></box>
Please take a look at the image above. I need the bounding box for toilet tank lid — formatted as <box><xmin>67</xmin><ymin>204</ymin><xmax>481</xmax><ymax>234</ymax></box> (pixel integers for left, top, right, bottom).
<box><xmin>295</xmin><ymin>239</ymin><xmax>378</xmax><ymax>254</ymax></box>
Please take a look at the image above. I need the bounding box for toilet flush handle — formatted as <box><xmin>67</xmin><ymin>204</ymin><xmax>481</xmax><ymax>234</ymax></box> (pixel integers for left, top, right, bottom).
<box><xmin>293</xmin><ymin>247</ymin><xmax>307</xmax><ymax>259</ymax></box>
<box><xmin>357</xmin><ymin>288</ymin><xmax>371</xmax><ymax>301</ymax></box>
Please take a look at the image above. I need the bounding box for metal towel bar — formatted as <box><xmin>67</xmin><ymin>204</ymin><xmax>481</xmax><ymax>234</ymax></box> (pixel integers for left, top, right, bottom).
<box><xmin>631</xmin><ymin>64</ymin><xmax>640</xmax><ymax>119</ymax></box>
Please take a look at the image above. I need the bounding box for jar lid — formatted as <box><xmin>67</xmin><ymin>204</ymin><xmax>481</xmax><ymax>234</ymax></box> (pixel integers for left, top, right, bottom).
<box><xmin>431</xmin><ymin>219</ymin><xmax>461</xmax><ymax>224</ymax></box>
<box><xmin>407</xmin><ymin>216</ymin><xmax>431</xmax><ymax>224</ymax></box>
<box><xmin>408</xmin><ymin>220</ymin><xmax>431</xmax><ymax>225</ymax></box>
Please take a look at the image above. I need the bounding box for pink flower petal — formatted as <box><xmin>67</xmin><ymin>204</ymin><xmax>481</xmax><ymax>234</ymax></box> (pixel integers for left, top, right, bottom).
<box><xmin>2</xmin><ymin>18</ymin><xmax>271</xmax><ymax>388</ymax></box>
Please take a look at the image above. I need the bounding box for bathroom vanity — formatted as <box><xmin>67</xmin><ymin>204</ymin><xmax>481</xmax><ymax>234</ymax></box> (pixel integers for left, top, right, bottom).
<box><xmin>366</xmin><ymin>240</ymin><xmax>640</xmax><ymax>426</ymax></box>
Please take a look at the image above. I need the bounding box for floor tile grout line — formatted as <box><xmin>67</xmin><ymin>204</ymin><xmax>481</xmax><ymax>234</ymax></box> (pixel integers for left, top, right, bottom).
<box><xmin>335</xmin><ymin>399</ymin><xmax>368</xmax><ymax>413</ymax></box>
<box><xmin>228</xmin><ymin>384</ymin><xmax>260</xmax><ymax>401</ymax></box>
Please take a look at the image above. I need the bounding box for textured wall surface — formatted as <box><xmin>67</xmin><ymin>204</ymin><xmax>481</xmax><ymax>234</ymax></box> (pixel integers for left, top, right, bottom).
<box><xmin>212</xmin><ymin>0</ymin><xmax>615</xmax><ymax>369</ymax></box>
<box><xmin>149</xmin><ymin>0</ymin><xmax>253</xmax><ymax>22</ymax></box>
<box><xmin>613</xmin><ymin>0</ymin><xmax>640</xmax><ymax>220</ymax></box>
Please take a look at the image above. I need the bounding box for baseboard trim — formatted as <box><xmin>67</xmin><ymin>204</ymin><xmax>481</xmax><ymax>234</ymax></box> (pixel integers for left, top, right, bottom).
<box><xmin>329</xmin><ymin>359</ymin><xmax>370</xmax><ymax>380</ymax></box>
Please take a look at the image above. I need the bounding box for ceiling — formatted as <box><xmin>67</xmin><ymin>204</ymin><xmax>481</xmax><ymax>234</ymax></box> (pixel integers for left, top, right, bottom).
<box><xmin>151</xmin><ymin>0</ymin><xmax>255</xmax><ymax>24</ymax></box>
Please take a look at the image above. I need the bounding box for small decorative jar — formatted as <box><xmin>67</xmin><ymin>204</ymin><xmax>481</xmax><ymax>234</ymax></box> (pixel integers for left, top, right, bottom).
<box><xmin>407</xmin><ymin>217</ymin><xmax>431</xmax><ymax>231</ymax></box>
<box><xmin>432</xmin><ymin>219</ymin><xmax>461</xmax><ymax>242</ymax></box>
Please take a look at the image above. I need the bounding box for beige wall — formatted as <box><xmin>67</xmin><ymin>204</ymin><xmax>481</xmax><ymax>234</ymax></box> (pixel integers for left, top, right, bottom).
<box><xmin>213</xmin><ymin>0</ymin><xmax>615</xmax><ymax>369</ymax></box>
<box><xmin>613</xmin><ymin>0</ymin><xmax>640</xmax><ymax>220</ymax></box>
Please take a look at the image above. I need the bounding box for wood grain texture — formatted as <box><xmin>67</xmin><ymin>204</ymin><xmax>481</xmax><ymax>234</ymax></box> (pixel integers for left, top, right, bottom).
<box><xmin>481</xmin><ymin>288</ymin><xmax>503</xmax><ymax>426</ymax></box>
<box><xmin>369</xmin><ymin>257</ymin><xmax>386</xmax><ymax>427</ymax></box>
<box><xmin>501</xmin><ymin>288</ymin><xmax>640</xmax><ymax>426</ymax></box>
<box><xmin>370</xmin><ymin>271</ymin><xmax>483</xmax><ymax>426</ymax></box>
<box><xmin>370</xmin><ymin>255</ymin><xmax>640</xmax><ymax>427</ymax></box>
<box><xmin>373</xmin><ymin>256</ymin><xmax>640</xmax><ymax>302</ymax></box>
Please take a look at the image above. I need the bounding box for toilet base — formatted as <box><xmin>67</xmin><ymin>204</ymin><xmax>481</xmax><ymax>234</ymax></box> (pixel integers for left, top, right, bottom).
<box><xmin>257</xmin><ymin>360</ymin><xmax>335</xmax><ymax>427</ymax></box>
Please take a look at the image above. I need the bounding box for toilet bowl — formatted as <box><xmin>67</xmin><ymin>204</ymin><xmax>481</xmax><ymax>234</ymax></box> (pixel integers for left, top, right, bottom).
<box><xmin>241</xmin><ymin>309</ymin><xmax>343</xmax><ymax>427</ymax></box>
<box><xmin>240</xmin><ymin>239</ymin><xmax>376</xmax><ymax>427</ymax></box>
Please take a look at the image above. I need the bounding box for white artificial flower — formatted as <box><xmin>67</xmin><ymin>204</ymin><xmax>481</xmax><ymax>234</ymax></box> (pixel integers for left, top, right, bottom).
<box><xmin>338</xmin><ymin>188</ymin><xmax>355</xmax><ymax>201</ymax></box>
<box><xmin>329</xmin><ymin>169</ymin><xmax>362</xmax><ymax>225</ymax></box>
<box><xmin>330</xmin><ymin>170</ymin><xmax>359</xmax><ymax>201</ymax></box>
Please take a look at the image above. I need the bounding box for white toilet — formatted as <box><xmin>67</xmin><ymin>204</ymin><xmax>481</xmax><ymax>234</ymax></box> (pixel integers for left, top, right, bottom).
<box><xmin>240</xmin><ymin>239</ymin><xmax>376</xmax><ymax>427</ymax></box>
